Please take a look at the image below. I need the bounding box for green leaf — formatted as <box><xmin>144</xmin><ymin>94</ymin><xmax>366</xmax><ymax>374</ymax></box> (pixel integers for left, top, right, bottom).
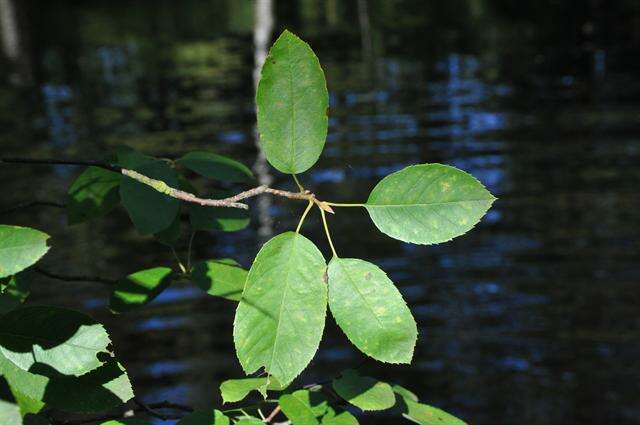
<box><xmin>0</xmin><ymin>353</ymin><xmax>133</xmax><ymax>413</ymax></box>
<box><xmin>235</xmin><ymin>418</ymin><xmax>263</xmax><ymax>425</ymax></box>
<box><xmin>177</xmin><ymin>151</ymin><xmax>254</xmax><ymax>183</ymax></box>
<box><xmin>256</xmin><ymin>30</ymin><xmax>329</xmax><ymax>174</ymax></box>
<box><xmin>0</xmin><ymin>225</ymin><xmax>50</xmax><ymax>279</ymax></box>
<box><xmin>321</xmin><ymin>407</ymin><xmax>359</xmax><ymax>425</ymax></box>
<box><xmin>279</xmin><ymin>390</ymin><xmax>328</xmax><ymax>425</ymax></box>
<box><xmin>191</xmin><ymin>259</ymin><xmax>247</xmax><ymax>302</ymax></box>
<box><xmin>219</xmin><ymin>377</ymin><xmax>285</xmax><ymax>403</ymax></box>
<box><xmin>189</xmin><ymin>190</ymin><xmax>250</xmax><ymax>232</ymax></box>
<box><xmin>120</xmin><ymin>160</ymin><xmax>180</xmax><ymax>235</ymax></box>
<box><xmin>115</xmin><ymin>146</ymin><xmax>154</xmax><ymax>169</ymax></box>
<box><xmin>332</xmin><ymin>370</ymin><xmax>395</xmax><ymax>411</ymax></box>
<box><xmin>365</xmin><ymin>164</ymin><xmax>495</xmax><ymax>245</ymax></box>
<box><xmin>66</xmin><ymin>166</ymin><xmax>121</xmax><ymax>225</ymax></box>
<box><xmin>401</xmin><ymin>400</ymin><xmax>467</xmax><ymax>425</ymax></box>
<box><xmin>327</xmin><ymin>258</ymin><xmax>417</xmax><ymax>364</ymax></box>
<box><xmin>178</xmin><ymin>410</ymin><xmax>230</xmax><ymax>425</ymax></box>
<box><xmin>0</xmin><ymin>272</ymin><xmax>32</xmax><ymax>314</ymax></box>
<box><xmin>102</xmin><ymin>420</ymin><xmax>151</xmax><ymax>425</ymax></box>
<box><xmin>11</xmin><ymin>387</ymin><xmax>44</xmax><ymax>416</ymax></box>
<box><xmin>0</xmin><ymin>399</ymin><xmax>21</xmax><ymax>424</ymax></box>
<box><xmin>0</xmin><ymin>306</ymin><xmax>111</xmax><ymax>376</ymax></box>
<box><xmin>154</xmin><ymin>214</ymin><xmax>181</xmax><ymax>246</ymax></box>
<box><xmin>233</xmin><ymin>232</ymin><xmax>327</xmax><ymax>389</ymax></box>
<box><xmin>392</xmin><ymin>385</ymin><xmax>419</xmax><ymax>403</ymax></box>
<box><xmin>109</xmin><ymin>267</ymin><xmax>174</xmax><ymax>313</ymax></box>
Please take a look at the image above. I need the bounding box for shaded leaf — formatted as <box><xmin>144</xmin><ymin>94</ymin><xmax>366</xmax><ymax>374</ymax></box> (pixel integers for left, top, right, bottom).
<box><xmin>327</xmin><ymin>258</ymin><xmax>417</xmax><ymax>363</ymax></box>
<box><xmin>321</xmin><ymin>407</ymin><xmax>359</xmax><ymax>425</ymax></box>
<box><xmin>154</xmin><ymin>214</ymin><xmax>181</xmax><ymax>246</ymax></box>
<box><xmin>279</xmin><ymin>389</ymin><xmax>328</xmax><ymax>425</ymax></box>
<box><xmin>189</xmin><ymin>190</ymin><xmax>250</xmax><ymax>233</ymax></box>
<box><xmin>332</xmin><ymin>370</ymin><xmax>395</xmax><ymax>411</ymax></box>
<box><xmin>191</xmin><ymin>259</ymin><xmax>247</xmax><ymax>302</ymax></box>
<box><xmin>67</xmin><ymin>167</ymin><xmax>121</xmax><ymax>225</ymax></box>
<box><xmin>219</xmin><ymin>377</ymin><xmax>285</xmax><ymax>403</ymax></box>
<box><xmin>0</xmin><ymin>226</ymin><xmax>50</xmax><ymax>279</ymax></box>
<box><xmin>177</xmin><ymin>409</ymin><xmax>230</xmax><ymax>425</ymax></box>
<box><xmin>115</xmin><ymin>147</ymin><xmax>154</xmax><ymax>169</ymax></box>
<box><xmin>102</xmin><ymin>419</ymin><xmax>151</xmax><ymax>425</ymax></box>
<box><xmin>0</xmin><ymin>272</ymin><xmax>32</xmax><ymax>315</ymax></box>
<box><xmin>109</xmin><ymin>267</ymin><xmax>174</xmax><ymax>313</ymax></box>
<box><xmin>177</xmin><ymin>151</ymin><xmax>254</xmax><ymax>183</ymax></box>
<box><xmin>120</xmin><ymin>160</ymin><xmax>180</xmax><ymax>235</ymax></box>
<box><xmin>256</xmin><ymin>30</ymin><xmax>329</xmax><ymax>174</ymax></box>
<box><xmin>392</xmin><ymin>385</ymin><xmax>418</xmax><ymax>403</ymax></box>
<box><xmin>365</xmin><ymin>164</ymin><xmax>495</xmax><ymax>245</ymax></box>
<box><xmin>0</xmin><ymin>306</ymin><xmax>111</xmax><ymax>376</ymax></box>
<box><xmin>233</xmin><ymin>232</ymin><xmax>327</xmax><ymax>390</ymax></box>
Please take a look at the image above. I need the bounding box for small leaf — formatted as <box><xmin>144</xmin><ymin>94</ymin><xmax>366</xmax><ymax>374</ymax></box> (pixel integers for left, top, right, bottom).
<box><xmin>332</xmin><ymin>370</ymin><xmax>395</xmax><ymax>411</ymax></box>
<box><xmin>233</xmin><ymin>232</ymin><xmax>327</xmax><ymax>389</ymax></box>
<box><xmin>401</xmin><ymin>400</ymin><xmax>467</xmax><ymax>425</ymax></box>
<box><xmin>109</xmin><ymin>267</ymin><xmax>174</xmax><ymax>313</ymax></box>
<box><xmin>102</xmin><ymin>420</ymin><xmax>152</xmax><ymax>425</ymax></box>
<box><xmin>279</xmin><ymin>390</ymin><xmax>328</xmax><ymax>425</ymax></box>
<box><xmin>178</xmin><ymin>409</ymin><xmax>230</xmax><ymax>425</ymax></box>
<box><xmin>120</xmin><ymin>160</ymin><xmax>180</xmax><ymax>235</ymax></box>
<box><xmin>365</xmin><ymin>164</ymin><xmax>495</xmax><ymax>245</ymax></box>
<box><xmin>235</xmin><ymin>418</ymin><xmax>263</xmax><ymax>425</ymax></box>
<box><xmin>66</xmin><ymin>166</ymin><xmax>121</xmax><ymax>225</ymax></box>
<box><xmin>256</xmin><ymin>30</ymin><xmax>329</xmax><ymax>174</ymax></box>
<box><xmin>177</xmin><ymin>151</ymin><xmax>254</xmax><ymax>183</ymax></box>
<box><xmin>327</xmin><ymin>258</ymin><xmax>417</xmax><ymax>363</ymax></box>
<box><xmin>321</xmin><ymin>407</ymin><xmax>359</xmax><ymax>425</ymax></box>
<box><xmin>392</xmin><ymin>385</ymin><xmax>419</xmax><ymax>403</ymax></box>
<box><xmin>0</xmin><ymin>306</ymin><xmax>112</xmax><ymax>376</ymax></box>
<box><xmin>0</xmin><ymin>272</ymin><xmax>32</xmax><ymax>314</ymax></box>
<box><xmin>189</xmin><ymin>190</ymin><xmax>250</xmax><ymax>232</ymax></box>
<box><xmin>191</xmin><ymin>259</ymin><xmax>247</xmax><ymax>302</ymax></box>
<box><xmin>0</xmin><ymin>225</ymin><xmax>50</xmax><ymax>279</ymax></box>
<box><xmin>0</xmin><ymin>353</ymin><xmax>133</xmax><ymax>413</ymax></box>
<box><xmin>219</xmin><ymin>377</ymin><xmax>285</xmax><ymax>404</ymax></box>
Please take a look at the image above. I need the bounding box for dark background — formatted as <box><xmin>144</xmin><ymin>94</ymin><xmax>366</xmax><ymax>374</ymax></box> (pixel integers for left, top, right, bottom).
<box><xmin>1</xmin><ymin>1</ymin><xmax>639</xmax><ymax>424</ymax></box>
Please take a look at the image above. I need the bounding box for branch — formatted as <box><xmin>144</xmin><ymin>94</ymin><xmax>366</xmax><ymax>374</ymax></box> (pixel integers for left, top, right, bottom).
<box><xmin>0</xmin><ymin>157</ymin><xmax>119</xmax><ymax>172</ymax></box>
<box><xmin>58</xmin><ymin>400</ymin><xmax>194</xmax><ymax>425</ymax></box>
<box><xmin>0</xmin><ymin>200</ymin><xmax>65</xmax><ymax>215</ymax></box>
<box><xmin>34</xmin><ymin>267</ymin><xmax>117</xmax><ymax>286</ymax></box>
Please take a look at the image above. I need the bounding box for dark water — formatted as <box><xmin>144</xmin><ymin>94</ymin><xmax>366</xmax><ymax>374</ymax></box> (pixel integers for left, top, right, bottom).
<box><xmin>1</xmin><ymin>1</ymin><xmax>640</xmax><ymax>424</ymax></box>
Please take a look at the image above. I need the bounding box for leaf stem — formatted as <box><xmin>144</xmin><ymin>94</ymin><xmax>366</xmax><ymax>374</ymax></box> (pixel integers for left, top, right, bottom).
<box><xmin>324</xmin><ymin>202</ymin><xmax>366</xmax><ymax>207</ymax></box>
<box><xmin>296</xmin><ymin>200</ymin><xmax>314</xmax><ymax>233</ymax></box>
<box><xmin>186</xmin><ymin>231</ymin><xmax>196</xmax><ymax>272</ymax></box>
<box><xmin>320</xmin><ymin>208</ymin><xmax>338</xmax><ymax>258</ymax></box>
<box><xmin>292</xmin><ymin>174</ymin><xmax>304</xmax><ymax>191</ymax></box>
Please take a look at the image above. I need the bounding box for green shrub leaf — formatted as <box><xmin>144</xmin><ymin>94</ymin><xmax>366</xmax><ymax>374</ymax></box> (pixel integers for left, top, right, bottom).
<box><xmin>365</xmin><ymin>164</ymin><xmax>495</xmax><ymax>245</ymax></box>
<box><xmin>191</xmin><ymin>259</ymin><xmax>247</xmax><ymax>302</ymax></box>
<box><xmin>102</xmin><ymin>419</ymin><xmax>152</xmax><ymax>425</ymax></box>
<box><xmin>120</xmin><ymin>160</ymin><xmax>180</xmax><ymax>235</ymax></box>
<box><xmin>233</xmin><ymin>232</ymin><xmax>327</xmax><ymax>390</ymax></box>
<box><xmin>66</xmin><ymin>167</ymin><xmax>121</xmax><ymax>225</ymax></box>
<box><xmin>279</xmin><ymin>389</ymin><xmax>328</xmax><ymax>425</ymax></box>
<box><xmin>0</xmin><ymin>225</ymin><xmax>50</xmax><ymax>279</ymax></box>
<box><xmin>401</xmin><ymin>400</ymin><xmax>467</xmax><ymax>425</ymax></box>
<box><xmin>321</xmin><ymin>407</ymin><xmax>359</xmax><ymax>425</ymax></box>
<box><xmin>177</xmin><ymin>151</ymin><xmax>254</xmax><ymax>183</ymax></box>
<box><xmin>109</xmin><ymin>267</ymin><xmax>174</xmax><ymax>313</ymax></box>
<box><xmin>256</xmin><ymin>30</ymin><xmax>329</xmax><ymax>174</ymax></box>
<box><xmin>0</xmin><ymin>306</ymin><xmax>111</xmax><ymax>376</ymax></box>
<box><xmin>0</xmin><ymin>272</ymin><xmax>32</xmax><ymax>315</ymax></box>
<box><xmin>154</xmin><ymin>215</ymin><xmax>181</xmax><ymax>246</ymax></box>
<box><xmin>189</xmin><ymin>190</ymin><xmax>250</xmax><ymax>232</ymax></box>
<box><xmin>177</xmin><ymin>410</ymin><xmax>230</xmax><ymax>425</ymax></box>
<box><xmin>327</xmin><ymin>258</ymin><xmax>416</xmax><ymax>364</ymax></box>
<box><xmin>332</xmin><ymin>370</ymin><xmax>395</xmax><ymax>411</ymax></box>
<box><xmin>219</xmin><ymin>377</ymin><xmax>285</xmax><ymax>403</ymax></box>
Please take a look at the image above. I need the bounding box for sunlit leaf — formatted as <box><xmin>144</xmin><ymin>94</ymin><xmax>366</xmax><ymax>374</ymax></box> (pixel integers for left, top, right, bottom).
<box><xmin>66</xmin><ymin>166</ymin><xmax>121</xmax><ymax>225</ymax></box>
<box><xmin>120</xmin><ymin>160</ymin><xmax>180</xmax><ymax>235</ymax></box>
<box><xmin>177</xmin><ymin>151</ymin><xmax>254</xmax><ymax>183</ymax></box>
<box><xmin>177</xmin><ymin>409</ymin><xmax>230</xmax><ymax>425</ymax></box>
<box><xmin>401</xmin><ymin>400</ymin><xmax>467</xmax><ymax>425</ymax></box>
<box><xmin>191</xmin><ymin>259</ymin><xmax>247</xmax><ymax>302</ymax></box>
<box><xmin>0</xmin><ymin>399</ymin><xmax>21</xmax><ymax>424</ymax></box>
<box><xmin>365</xmin><ymin>164</ymin><xmax>495</xmax><ymax>245</ymax></box>
<box><xmin>321</xmin><ymin>407</ymin><xmax>359</xmax><ymax>425</ymax></box>
<box><xmin>0</xmin><ymin>272</ymin><xmax>32</xmax><ymax>315</ymax></box>
<box><xmin>0</xmin><ymin>225</ymin><xmax>50</xmax><ymax>279</ymax></box>
<box><xmin>189</xmin><ymin>190</ymin><xmax>250</xmax><ymax>232</ymax></box>
<box><xmin>332</xmin><ymin>370</ymin><xmax>395</xmax><ymax>411</ymax></box>
<box><xmin>0</xmin><ymin>306</ymin><xmax>111</xmax><ymax>376</ymax></box>
<box><xmin>101</xmin><ymin>419</ymin><xmax>151</xmax><ymax>425</ymax></box>
<box><xmin>219</xmin><ymin>377</ymin><xmax>285</xmax><ymax>403</ymax></box>
<box><xmin>327</xmin><ymin>258</ymin><xmax>417</xmax><ymax>363</ymax></box>
<box><xmin>392</xmin><ymin>385</ymin><xmax>419</xmax><ymax>402</ymax></box>
<box><xmin>256</xmin><ymin>30</ymin><xmax>329</xmax><ymax>174</ymax></box>
<box><xmin>233</xmin><ymin>232</ymin><xmax>327</xmax><ymax>390</ymax></box>
<box><xmin>235</xmin><ymin>418</ymin><xmax>263</xmax><ymax>424</ymax></box>
<box><xmin>279</xmin><ymin>389</ymin><xmax>328</xmax><ymax>425</ymax></box>
<box><xmin>109</xmin><ymin>267</ymin><xmax>174</xmax><ymax>313</ymax></box>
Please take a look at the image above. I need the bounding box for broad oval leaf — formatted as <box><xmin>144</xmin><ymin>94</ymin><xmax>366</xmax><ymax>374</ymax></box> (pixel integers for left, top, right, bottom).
<box><xmin>177</xmin><ymin>410</ymin><xmax>230</xmax><ymax>425</ymax></box>
<box><xmin>332</xmin><ymin>370</ymin><xmax>395</xmax><ymax>411</ymax></box>
<box><xmin>0</xmin><ymin>272</ymin><xmax>32</xmax><ymax>315</ymax></box>
<box><xmin>0</xmin><ymin>352</ymin><xmax>133</xmax><ymax>414</ymax></box>
<box><xmin>365</xmin><ymin>164</ymin><xmax>495</xmax><ymax>245</ymax></box>
<box><xmin>109</xmin><ymin>267</ymin><xmax>174</xmax><ymax>313</ymax></box>
<box><xmin>235</xmin><ymin>419</ymin><xmax>263</xmax><ymax>425</ymax></box>
<box><xmin>0</xmin><ymin>225</ymin><xmax>50</xmax><ymax>279</ymax></box>
<box><xmin>327</xmin><ymin>258</ymin><xmax>416</xmax><ymax>363</ymax></box>
<box><xmin>0</xmin><ymin>306</ymin><xmax>111</xmax><ymax>376</ymax></box>
<box><xmin>120</xmin><ymin>160</ymin><xmax>180</xmax><ymax>235</ymax></box>
<box><xmin>256</xmin><ymin>30</ymin><xmax>329</xmax><ymax>174</ymax></box>
<box><xmin>219</xmin><ymin>377</ymin><xmax>284</xmax><ymax>404</ymax></box>
<box><xmin>233</xmin><ymin>232</ymin><xmax>327</xmax><ymax>389</ymax></box>
<box><xmin>177</xmin><ymin>151</ymin><xmax>254</xmax><ymax>183</ymax></box>
<box><xmin>321</xmin><ymin>407</ymin><xmax>359</xmax><ymax>425</ymax></box>
<box><xmin>67</xmin><ymin>166</ymin><xmax>121</xmax><ymax>225</ymax></box>
<box><xmin>192</xmin><ymin>259</ymin><xmax>247</xmax><ymax>301</ymax></box>
<box><xmin>279</xmin><ymin>390</ymin><xmax>328</xmax><ymax>425</ymax></box>
<box><xmin>402</xmin><ymin>400</ymin><xmax>467</xmax><ymax>425</ymax></box>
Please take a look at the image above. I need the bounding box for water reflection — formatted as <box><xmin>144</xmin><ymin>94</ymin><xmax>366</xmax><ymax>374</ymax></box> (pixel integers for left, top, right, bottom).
<box><xmin>1</xmin><ymin>1</ymin><xmax>639</xmax><ymax>424</ymax></box>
